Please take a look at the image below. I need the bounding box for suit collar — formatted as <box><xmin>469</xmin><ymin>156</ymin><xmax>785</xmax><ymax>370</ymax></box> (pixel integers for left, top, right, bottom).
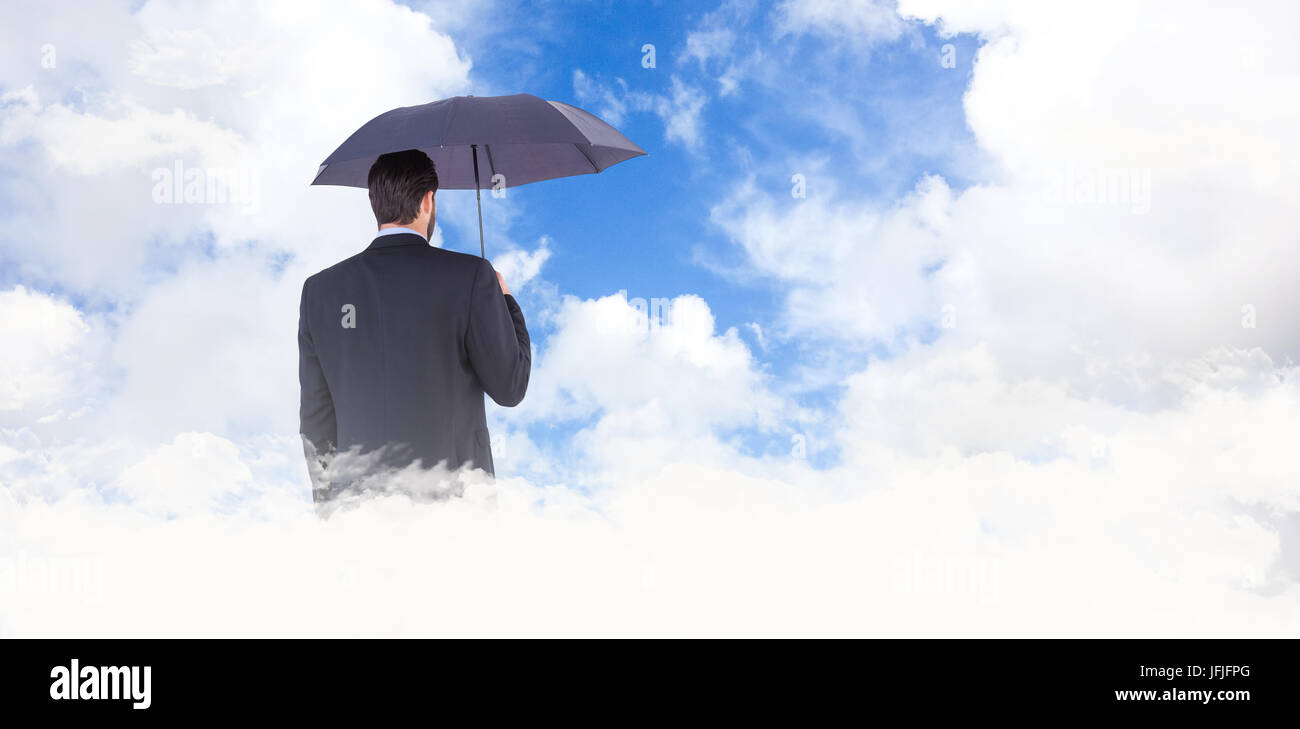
<box><xmin>367</xmin><ymin>231</ymin><xmax>429</xmax><ymax>250</ymax></box>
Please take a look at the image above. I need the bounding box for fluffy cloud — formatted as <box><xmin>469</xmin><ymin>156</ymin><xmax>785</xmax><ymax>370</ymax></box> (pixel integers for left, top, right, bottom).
<box><xmin>717</xmin><ymin>0</ymin><xmax>1300</xmax><ymax>385</ymax></box>
<box><xmin>0</xmin><ymin>0</ymin><xmax>472</xmax><ymax>296</ymax></box>
<box><xmin>113</xmin><ymin>432</ymin><xmax>256</xmax><ymax>517</ymax></box>
<box><xmin>712</xmin><ymin>172</ymin><xmax>953</xmax><ymax>346</ymax></box>
<box><xmin>4</xmin><ymin>346</ymin><xmax>1297</xmax><ymax>636</ymax></box>
<box><xmin>0</xmin><ymin>286</ymin><xmax>97</xmax><ymax>419</ymax></box>
<box><xmin>127</xmin><ymin>28</ymin><xmax>248</xmax><ymax>90</ymax></box>
<box><xmin>519</xmin><ymin>292</ymin><xmax>779</xmax><ymax>432</ymax></box>
<box><xmin>492</xmin><ymin>235</ymin><xmax>552</xmax><ymax>292</ymax></box>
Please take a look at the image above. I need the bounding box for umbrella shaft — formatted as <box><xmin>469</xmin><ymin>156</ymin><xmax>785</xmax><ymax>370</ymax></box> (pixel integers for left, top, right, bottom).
<box><xmin>472</xmin><ymin>144</ymin><xmax>485</xmax><ymax>258</ymax></box>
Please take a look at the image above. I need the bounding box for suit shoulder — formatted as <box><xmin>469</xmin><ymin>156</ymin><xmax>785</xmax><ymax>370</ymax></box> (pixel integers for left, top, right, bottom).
<box><xmin>428</xmin><ymin>248</ymin><xmax>493</xmax><ymax>284</ymax></box>
<box><xmin>305</xmin><ymin>251</ymin><xmax>366</xmax><ymax>285</ymax></box>
<box><xmin>430</xmin><ymin>246</ymin><xmax>488</xmax><ymax>269</ymax></box>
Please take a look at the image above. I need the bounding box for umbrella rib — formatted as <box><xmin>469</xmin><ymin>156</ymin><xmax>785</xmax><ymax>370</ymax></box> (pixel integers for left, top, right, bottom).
<box><xmin>437</xmin><ymin>96</ymin><xmax>461</xmax><ymax>187</ymax></box>
<box><xmin>443</xmin><ymin>96</ymin><xmax>461</xmax><ymax>149</ymax></box>
<box><xmin>485</xmin><ymin>144</ymin><xmax>498</xmax><ymax>184</ymax></box>
<box><xmin>573</xmin><ymin>143</ymin><xmax>600</xmax><ymax>174</ymax></box>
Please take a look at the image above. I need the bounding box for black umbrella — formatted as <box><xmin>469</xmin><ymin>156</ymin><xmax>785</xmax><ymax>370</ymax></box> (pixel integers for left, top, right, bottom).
<box><xmin>311</xmin><ymin>93</ymin><xmax>647</xmax><ymax>257</ymax></box>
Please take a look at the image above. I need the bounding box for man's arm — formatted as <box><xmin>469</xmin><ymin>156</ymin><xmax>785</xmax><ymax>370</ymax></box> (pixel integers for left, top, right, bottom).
<box><xmin>465</xmin><ymin>258</ymin><xmax>531</xmax><ymax>407</ymax></box>
<box><xmin>298</xmin><ymin>276</ymin><xmax>337</xmax><ymax>504</ymax></box>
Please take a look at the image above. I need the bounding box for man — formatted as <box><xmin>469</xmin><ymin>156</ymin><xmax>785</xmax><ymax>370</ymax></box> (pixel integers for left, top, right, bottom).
<box><xmin>298</xmin><ymin>149</ymin><xmax>530</xmax><ymax>510</ymax></box>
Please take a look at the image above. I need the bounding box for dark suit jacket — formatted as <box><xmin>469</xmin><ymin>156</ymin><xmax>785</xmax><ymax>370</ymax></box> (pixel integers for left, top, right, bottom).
<box><xmin>298</xmin><ymin>231</ymin><xmax>530</xmax><ymax>505</ymax></box>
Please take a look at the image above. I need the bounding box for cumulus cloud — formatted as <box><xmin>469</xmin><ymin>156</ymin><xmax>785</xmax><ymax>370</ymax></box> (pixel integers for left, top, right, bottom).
<box><xmin>4</xmin><ymin>348</ymin><xmax>1297</xmax><ymax>636</ymax></box>
<box><xmin>0</xmin><ymin>286</ymin><xmax>94</xmax><ymax>415</ymax></box>
<box><xmin>519</xmin><ymin>292</ymin><xmax>779</xmax><ymax>432</ymax></box>
<box><xmin>113</xmin><ymin>432</ymin><xmax>256</xmax><ymax>517</ymax></box>
<box><xmin>491</xmin><ymin>235</ymin><xmax>552</xmax><ymax>292</ymax></box>
<box><xmin>0</xmin><ymin>0</ymin><xmax>472</xmax><ymax>296</ymax></box>
<box><xmin>712</xmin><ymin>172</ymin><xmax>953</xmax><ymax>346</ymax></box>
<box><xmin>127</xmin><ymin>27</ymin><xmax>248</xmax><ymax>90</ymax></box>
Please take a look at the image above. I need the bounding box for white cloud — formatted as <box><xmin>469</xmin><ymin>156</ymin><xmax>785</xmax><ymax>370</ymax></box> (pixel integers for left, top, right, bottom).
<box><xmin>774</xmin><ymin>0</ymin><xmax>905</xmax><ymax>45</ymax></box>
<box><xmin>573</xmin><ymin>71</ymin><xmax>708</xmax><ymax>150</ymax></box>
<box><xmin>0</xmin><ymin>0</ymin><xmax>473</xmax><ymax>296</ymax></box>
<box><xmin>113</xmin><ymin>432</ymin><xmax>255</xmax><ymax>517</ymax></box>
<box><xmin>0</xmin><ymin>286</ymin><xmax>95</xmax><ymax>417</ymax></box>
<box><xmin>30</xmin><ymin>96</ymin><xmax>249</xmax><ymax>176</ymax></box>
<box><xmin>2</xmin><ymin>280</ymin><xmax>1299</xmax><ymax>635</ymax></box>
<box><xmin>719</xmin><ymin>0</ymin><xmax>1300</xmax><ymax>381</ymax></box>
<box><xmin>712</xmin><ymin>172</ymin><xmax>952</xmax><ymax>345</ymax></box>
<box><xmin>492</xmin><ymin>236</ymin><xmax>552</xmax><ymax>292</ymax></box>
<box><xmin>127</xmin><ymin>27</ymin><xmax>247</xmax><ymax>89</ymax></box>
<box><xmin>682</xmin><ymin>27</ymin><xmax>736</xmax><ymax>67</ymax></box>
<box><xmin>3</xmin><ymin>343</ymin><xmax>1298</xmax><ymax>636</ymax></box>
<box><xmin>572</xmin><ymin>69</ymin><xmax>629</xmax><ymax>126</ymax></box>
<box><xmin>105</xmin><ymin>251</ymin><xmax>302</xmax><ymax>440</ymax></box>
<box><xmin>654</xmin><ymin>77</ymin><xmax>709</xmax><ymax>150</ymax></box>
<box><xmin>518</xmin><ymin>292</ymin><xmax>780</xmax><ymax>437</ymax></box>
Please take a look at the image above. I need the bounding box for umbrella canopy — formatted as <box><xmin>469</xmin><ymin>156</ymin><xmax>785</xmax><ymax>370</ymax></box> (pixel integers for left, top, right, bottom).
<box><xmin>311</xmin><ymin>93</ymin><xmax>647</xmax><ymax>256</ymax></box>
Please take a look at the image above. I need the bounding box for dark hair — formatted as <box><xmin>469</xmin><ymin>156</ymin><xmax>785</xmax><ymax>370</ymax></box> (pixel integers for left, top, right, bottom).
<box><xmin>367</xmin><ymin>149</ymin><xmax>438</xmax><ymax>226</ymax></box>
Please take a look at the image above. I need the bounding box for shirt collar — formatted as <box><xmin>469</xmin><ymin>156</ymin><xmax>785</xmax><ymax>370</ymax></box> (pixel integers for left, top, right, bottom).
<box><xmin>376</xmin><ymin>226</ymin><xmax>426</xmax><ymax>241</ymax></box>
<box><xmin>368</xmin><ymin>226</ymin><xmax>428</xmax><ymax>249</ymax></box>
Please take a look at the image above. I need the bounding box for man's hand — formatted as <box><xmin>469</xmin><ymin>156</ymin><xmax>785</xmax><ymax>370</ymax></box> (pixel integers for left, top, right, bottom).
<box><xmin>496</xmin><ymin>271</ymin><xmax>511</xmax><ymax>296</ymax></box>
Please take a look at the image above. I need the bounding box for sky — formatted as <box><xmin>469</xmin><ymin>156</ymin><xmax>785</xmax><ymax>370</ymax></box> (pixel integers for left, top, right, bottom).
<box><xmin>1</xmin><ymin>0</ymin><xmax>1299</xmax><ymax>636</ymax></box>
